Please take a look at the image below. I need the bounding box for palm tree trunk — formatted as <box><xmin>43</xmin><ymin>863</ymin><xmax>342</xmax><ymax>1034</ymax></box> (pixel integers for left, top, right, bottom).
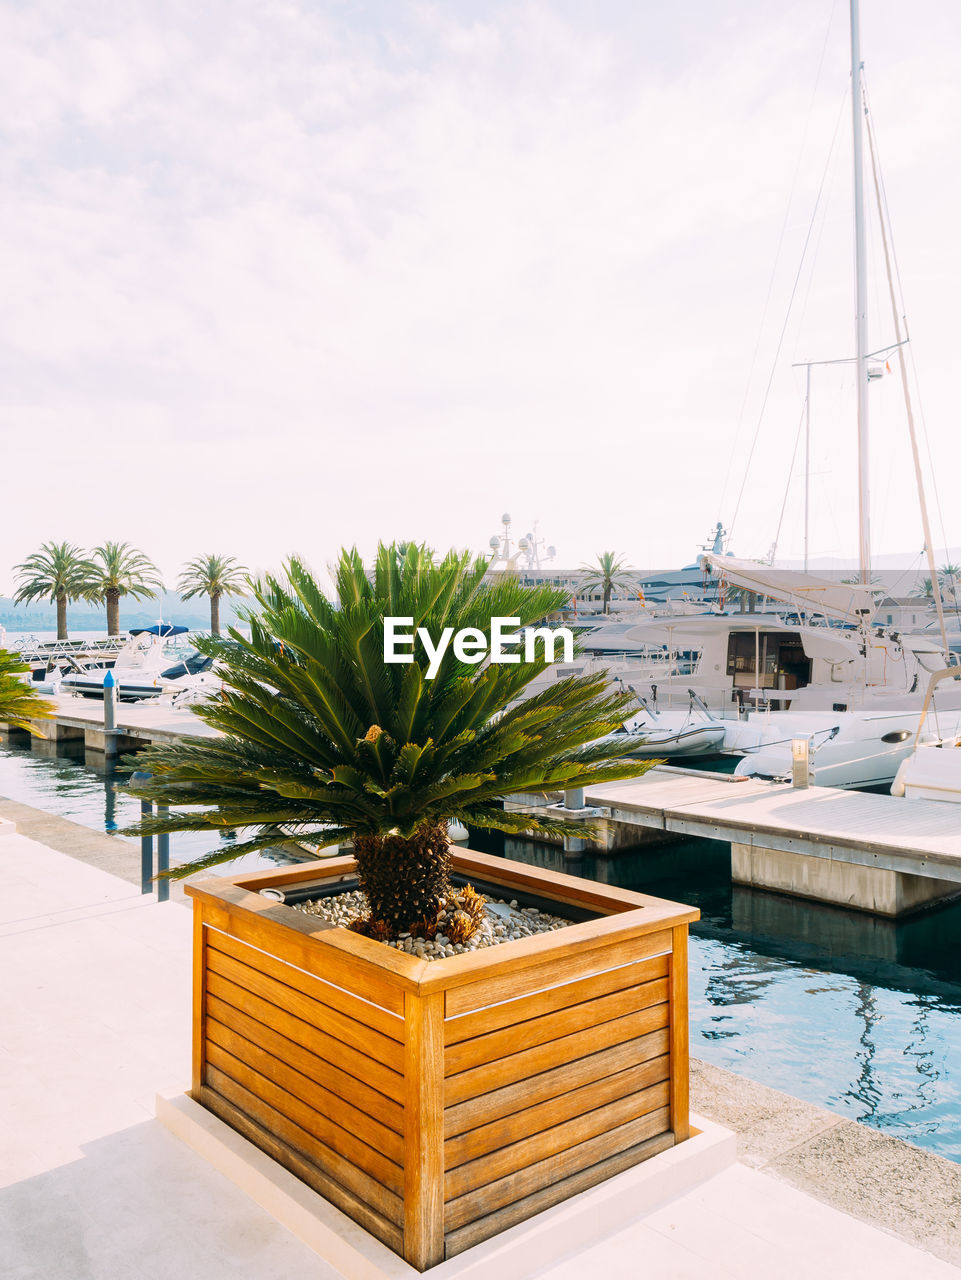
<box><xmin>106</xmin><ymin>590</ymin><xmax>121</xmax><ymax>636</ymax></box>
<box><xmin>56</xmin><ymin>593</ymin><xmax>68</xmax><ymax>641</ymax></box>
<box><xmin>352</xmin><ymin>822</ymin><xmax>452</xmax><ymax>932</ymax></box>
<box><xmin>210</xmin><ymin>592</ymin><xmax>221</xmax><ymax>637</ymax></box>
<box><xmin>603</xmin><ymin>585</ymin><xmax>611</xmax><ymax>614</ymax></box>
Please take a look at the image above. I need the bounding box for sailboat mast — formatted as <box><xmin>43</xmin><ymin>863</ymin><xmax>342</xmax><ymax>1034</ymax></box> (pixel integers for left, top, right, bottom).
<box><xmin>850</xmin><ymin>0</ymin><xmax>871</xmax><ymax>584</ymax></box>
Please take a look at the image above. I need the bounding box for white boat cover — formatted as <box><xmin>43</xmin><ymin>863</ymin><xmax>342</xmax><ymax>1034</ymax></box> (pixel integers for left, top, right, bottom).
<box><xmin>699</xmin><ymin>554</ymin><xmax>877</xmax><ymax>625</ymax></box>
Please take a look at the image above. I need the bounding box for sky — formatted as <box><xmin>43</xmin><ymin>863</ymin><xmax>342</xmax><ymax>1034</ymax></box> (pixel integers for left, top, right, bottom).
<box><xmin>2</xmin><ymin>0</ymin><xmax>960</xmax><ymax>593</ymax></box>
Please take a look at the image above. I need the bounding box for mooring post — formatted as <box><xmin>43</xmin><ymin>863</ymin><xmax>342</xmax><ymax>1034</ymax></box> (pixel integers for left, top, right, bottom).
<box><xmin>563</xmin><ymin>787</ymin><xmax>586</xmax><ymax>853</ymax></box>
<box><xmin>156</xmin><ymin>803</ymin><xmax>170</xmax><ymax>903</ymax></box>
<box><xmin>102</xmin><ymin>669</ymin><xmax>118</xmax><ymax>757</ymax></box>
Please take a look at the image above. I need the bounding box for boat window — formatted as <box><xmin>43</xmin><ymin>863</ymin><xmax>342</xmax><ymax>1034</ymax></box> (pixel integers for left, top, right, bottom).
<box><xmin>160</xmin><ymin>652</ymin><xmax>213</xmax><ymax>679</ymax></box>
<box><xmin>726</xmin><ymin>632</ymin><xmax>811</xmax><ymax>690</ymax></box>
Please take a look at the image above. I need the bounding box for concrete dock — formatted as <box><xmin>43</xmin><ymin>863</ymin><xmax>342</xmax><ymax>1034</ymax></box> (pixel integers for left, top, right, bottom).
<box><xmin>511</xmin><ymin>767</ymin><xmax>961</xmax><ymax>916</ymax></box>
<box><xmin>2</xmin><ymin>809</ymin><xmax>959</xmax><ymax>1278</ymax></box>
<box><xmin>1</xmin><ymin>693</ymin><xmax>219</xmax><ymax>759</ymax></box>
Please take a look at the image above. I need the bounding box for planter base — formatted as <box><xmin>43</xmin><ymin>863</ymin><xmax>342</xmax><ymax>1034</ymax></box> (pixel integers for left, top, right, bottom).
<box><xmin>157</xmin><ymin>1091</ymin><xmax>735</xmax><ymax>1279</ymax></box>
<box><xmin>185</xmin><ymin>849</ymin><xmax>698</xmax><ymax>1269</ymax></box>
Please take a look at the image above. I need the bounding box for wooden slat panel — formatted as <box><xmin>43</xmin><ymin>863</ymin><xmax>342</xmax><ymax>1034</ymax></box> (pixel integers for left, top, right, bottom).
<box><xmin>445</xmin><ymin>1081</ymin><xmax>669</xmax><ymax>1200</ymax></box>
<box><xmin>206</xmin><ymin>1062</ymin><xmax>405</xmax><ymax>1212</ymax></box>
<box><xmin>204</xmin><ymin>1002</ymin><xmax>402</xmax><ymax>1133</ymax></box>
<box><xmin>445</xmin><ymin>953</ymin><xmax>668</xmax><ymax>1045</ymax></box>
<box><xmin>445</xmin><ymin>1130</ymin><xmax>675</xmax><ymax>1258</ymax></box>
<box><xmin>206</xmin><ymin>1022</ymin><xmax>404</xmax><ymax>1163</ymax></box>
<box><xmin>669</xmin><ymin>924</ymin><xmax>691</xmax><ymax>1143</ymax></box>
<box><xmin>207</xmin><ymin>928</ymin><xmax>404</xmax><ymax>1042</ymax></box>
<box><xmin>206</xmin><ymin>1047</ymin><xmax>404</xmax><ymax>1194</ymax></box>
<box><xmin>189</xmin><ymin>888</ymin><xmax>408</xmax><ymax>1013</ymax></box>
<box><xmin>191</xmin><ymin>909</ymin><xmax>206</xmax><ymax>1097</ymax></box>
<box><xmin>206</xmin><ymin>947</ymin><xmax>404</xmax><ymax>1074</ymax></box>
<box><xmin>206</xmin><ymin>983</ymin><xmax>404</xmax><ymax>1104</ymax></box>
<box><xmin>403</xmin><ymin>992</ymin><xmax>445</xmax><ymax>1272</ymax></box>
<box><xmin>446</xmin><ymin>1003</ymin><xmax>669</xmax><ymax>1105</ymax></box>
<box><xmin>445</xmin><ymin>929</ymin><xmax>673</xmax><ymax>1017</ymax></box>
<box><xmin>445</xmin><ymin>1106</ymin><xmax>672</xmax><ymax>1230</ymax></box>
<box><xmin>199</xmin><ymin>1085</ymin><xmax>403</xmax><ymax>1252</ymax></box>
<box><xmin>445</xmin><ymin>976</ymin><xmax>669</xmax><ymax>1075</ymax></box>
<box><xmin>446</xmin><ymin>1054</ymin><xmax>669</xmax><ymax>1169</ymax></box>
<box><xmin>445</xmin><ymin>1029</ymin><xmax>669</xmax><ymax>1138</ymax></box>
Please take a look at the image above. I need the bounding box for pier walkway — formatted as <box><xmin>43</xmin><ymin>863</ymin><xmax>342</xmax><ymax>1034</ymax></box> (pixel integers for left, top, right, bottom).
<box><xmin>43</xmin><ymin>692</ymin><xmax>219</xmax><ymax>746</ymax></box>
<box><xmin>572</xmin><ymin>769</ymin><xmax>961</xmax><ymax>883</ymax></box>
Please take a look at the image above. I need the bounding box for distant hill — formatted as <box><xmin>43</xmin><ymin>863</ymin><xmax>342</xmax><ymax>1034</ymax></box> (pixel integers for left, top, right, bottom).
<box><xmin>0</xmin><ymin>590</ymin><xmax>246</xmax><ymax>634</ymax></box>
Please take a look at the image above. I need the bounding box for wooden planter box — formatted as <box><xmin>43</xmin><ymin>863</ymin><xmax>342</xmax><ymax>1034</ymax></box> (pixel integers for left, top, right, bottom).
<box><xmin>184</xmin><ymin>849</ymin><xmax>699</xmax><ymax>1271</ymax></box>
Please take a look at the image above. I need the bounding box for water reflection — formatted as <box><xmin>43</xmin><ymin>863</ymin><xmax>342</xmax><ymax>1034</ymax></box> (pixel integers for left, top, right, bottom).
<box><xmin>469</xmin><ymin>824</ymin><xmax>961</xmax><ymax>1163</ymax></box>
<box><xmin>0</xmin><ymin>739</ymin><xmax>300</xmax><ymax>878</ymax></box>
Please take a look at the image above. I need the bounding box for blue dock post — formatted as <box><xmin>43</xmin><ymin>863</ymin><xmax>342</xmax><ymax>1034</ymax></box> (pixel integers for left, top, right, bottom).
<box><xmin>102</xmin><ymin>670</ymin><xmax>117</xmax><ymax>757</ymax></box>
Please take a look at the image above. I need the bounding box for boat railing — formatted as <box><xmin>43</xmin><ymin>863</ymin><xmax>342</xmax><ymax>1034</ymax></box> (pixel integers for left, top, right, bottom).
<box><xmin>12</xmin><ymin>635</ymin><xmax>130</xmax><ymax>662</ymax></box>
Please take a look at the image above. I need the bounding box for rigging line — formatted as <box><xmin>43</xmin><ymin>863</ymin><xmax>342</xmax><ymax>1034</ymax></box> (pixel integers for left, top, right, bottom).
<box><xmin>717</xmin><ymin>0</ymin><xmax>839</xmax><ymax>523</ymax></box>
<box><xmin>729</xmin><ymin>84</ymin><xmax>849</xmax><ymax>539</ymax></box>
<box><xmin>770</xmin><ymin>397</ymin><xmax>807</xmax><ymax>563</ymax></box>
<box><xmin>862</xmin><ymin>72</ymin><xmax>952</xmax><ymax>662</ymax></box>
<box><xmin>862</xmin><ymin>75</ymin><xmax>952</xmax><ymax>562</ymax></box>
<box><xmin>791</xmin><ymin>135</ymin><xmax>835</xmax><ymax>358</ymax></box>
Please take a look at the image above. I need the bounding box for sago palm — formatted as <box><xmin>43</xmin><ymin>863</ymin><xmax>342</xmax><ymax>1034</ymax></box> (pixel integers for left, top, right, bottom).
<box><xmin>87</xmin><ymin>542</ymin><xmax>164</xmax><ymax>636</ymax></box>
<box><xmin>0</xmin><ymin>650</ymin><xmax>55</xmax><ymax>732</ymax></box>
<box><xmin>125</xmin><ymin>544</ymin><xmax>651</xmax><ymax>937</ymax></box>
<box><xmin>578</xmin><ymin>550</ymin><xmax>639</xmax><ymax>614</ymax></box>
<box><xmin>177</xmin><ymin>553</ymin><xmax>248</xmax><ymax>636</ymax></box>
<box><xmin>13</xmin><ymin>542</ymin><xmax>95</xmax><ymax>640</ymax></box>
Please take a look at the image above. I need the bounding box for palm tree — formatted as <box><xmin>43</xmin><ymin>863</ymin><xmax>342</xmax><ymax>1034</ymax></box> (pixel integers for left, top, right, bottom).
<box><xmin>125</xmin><ymin>543</ymin><xmax>652</xmax><ymax>937</ymax></box>
<box><xmin>13</xmin><ymin>542</ymin><xmax>95</xmax><ymax>640</ymax></box>
<box><xmin>939</xmin><ymin>563</ymin><xmax>961</xmax><ymax>601</ymax></box>
<box><xmin>915</xmin><ymin>566</ymin><xmax>958</xmax><ymax>602</ymax></box>
<box><xmin>177</xmin><ymin>553</ymin><xmax>248</xmax><ymax>636</ymax></box>
<box><xmin>578</xmin><ymin>551</ymin><xmax>639</xmax><ymax>614</ymax></box>
<box><xmin>88</xmin><ymin>542</ymin><xmax>164</xmax><ymax>636</ymax></box>
<box><xmin>0</xmin><ymin>649</ymin><xmax>54</xmax><ymax>731</ymax></box>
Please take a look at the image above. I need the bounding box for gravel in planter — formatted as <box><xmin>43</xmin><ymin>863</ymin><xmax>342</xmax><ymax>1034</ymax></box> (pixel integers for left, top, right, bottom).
<box><xmin>293</xmin><ymin>887</ymin><xmax>574</xmax><ymax>961</ymax></box>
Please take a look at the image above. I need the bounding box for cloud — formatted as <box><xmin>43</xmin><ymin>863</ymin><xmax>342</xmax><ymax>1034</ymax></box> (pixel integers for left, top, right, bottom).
<box><xmin>1</xmin><ymin>0</ymin><xmax>960</xmax><ymax>593</ymax></box>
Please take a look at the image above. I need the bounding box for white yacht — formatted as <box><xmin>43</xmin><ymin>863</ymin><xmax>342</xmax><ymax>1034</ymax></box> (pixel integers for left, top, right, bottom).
<box><xmin>599</xmin><ymin>564</ymin><xmax>961</xmax><ymax>785</ymax></box>
<box><xmin>60</xmin><ymin>626</ymin><xmax>214</xmax><ymax>702</ymax></box>
<box><xmin>890</xmin><ymin>667</ymin><xmax>961</xmax><ymax>803</ymax></box>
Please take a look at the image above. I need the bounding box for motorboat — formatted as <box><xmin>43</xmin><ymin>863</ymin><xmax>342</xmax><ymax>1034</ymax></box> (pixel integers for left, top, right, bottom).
<box><xmin>891</xmin><ymin>743</ymin><xmax>961</xmax><ymax>803</ymax></box>
<box><xmin>60</xmin><ymin>626</ymin><xmax>214</xmax><ymax>701</ymax></box>
<box><xmin>589</xmin><ymin>588</ymin><xmax>961</xmax><ymax>786</ymax></box>
<box><xmin>890</xmin><ymin>667</ymin><xmax>961</xmax><ymax>802</ymax></box>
